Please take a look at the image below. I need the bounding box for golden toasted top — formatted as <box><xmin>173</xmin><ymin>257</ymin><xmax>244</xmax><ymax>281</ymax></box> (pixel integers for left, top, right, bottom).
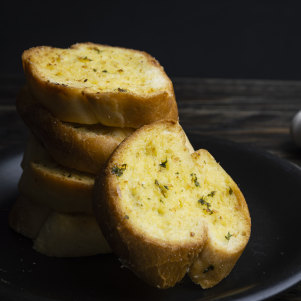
<box><xmin>23</xmin><ymin>43</ymin><xmax>172</xmax><ymax>95</ymax></box>
<box><xmin>107</xmin><ymin>121</ymin><xmax>250</xmax><ymax>248</ymax></box>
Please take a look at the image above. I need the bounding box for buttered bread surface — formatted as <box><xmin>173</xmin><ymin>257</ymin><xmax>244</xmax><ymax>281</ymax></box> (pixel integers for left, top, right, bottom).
<box><xmin>106</xmin><ymin>122</ymin><xmax>248</xmax><ymax>244</ymax></box>
<box><xmin>95</xmin><ymin>121</ymin><xmax>251</xmax><ymax>288</ymax></box>
<box><xmin>25</xmin><ymin>44</ymin><xmax>170</xmax><ymax>94</ymax></box>
<box><xmin>22</xmin><ymin>43</ymin><xmax>178</xmax><ymax>127</ymax></box>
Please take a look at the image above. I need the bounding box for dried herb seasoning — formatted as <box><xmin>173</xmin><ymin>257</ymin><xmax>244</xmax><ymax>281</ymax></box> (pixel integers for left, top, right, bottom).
<box><xmin>111</xmin><ymin>164</ymin><xmax>127</xmax><ymax>176</ymax></box>
<box><xmin>117</xmin><ymin>88</ymin><xmax>127</xmax><ymax>92</ymax></box>
<box><xmin>225</xmin><ymin>232</ymin><xmax>233</xmax><ymax>240</ymax></box>
<box><xmin>207</xmin><ymin>191</ymin><xmax>216</xmax><ymax>197</ymax></box>
<box><xmin>198</xmin><ymin>198</ymin><xmax>214</xmax><ymax>214</ymax></box>
<box><xmin>191</xmin><ymin>173</ymin><xmax>200</xmax><ymax>187</ymax></box>
<box><xmin>155</xmin><ymin>179</ymin><xmax>168</xmax><ymax>198</ymax></box>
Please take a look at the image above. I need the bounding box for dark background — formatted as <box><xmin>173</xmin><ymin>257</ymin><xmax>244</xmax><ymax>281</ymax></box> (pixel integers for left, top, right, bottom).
<box><xmin>2</xmin><ymin>0</ymin><xmax>301</xmax><ymax>80</ymax></box>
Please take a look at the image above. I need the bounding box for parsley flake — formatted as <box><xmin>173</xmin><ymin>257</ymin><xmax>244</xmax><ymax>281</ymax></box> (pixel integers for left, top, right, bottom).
<box><xmin>225</xmin><ymin>232</ymin><xmax>233</xmax><ymax>240</ymax></box>
<box><xmin>159</xmin><ymin>159</ymin><xmax>168</xmax><ymax>168</ymax></box>
<box><xmin>111</xmin><ymin>164</ymin><xmax>127</xmax><ymax>177</ymax></box>
<box><xmin>191</xmin><ymin>173</ymin><xmax>200</xmax><ymax>187</ymax></box>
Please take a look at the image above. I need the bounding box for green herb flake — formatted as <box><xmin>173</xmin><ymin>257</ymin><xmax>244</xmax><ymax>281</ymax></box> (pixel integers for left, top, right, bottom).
<box><xmin>203</xmin><ymin>265</ymin><xmax>214</xmax><ymax>273</ymax></box>
<box><xmin>93</xmin><ymin>68</ymin><xmax>97</xmax><ymax>72</ymax></box>
<box><xmin>225</xmin><ymin>232</ymin><xmax>233</xmax><ymax>240</ymax></box>
<box><xmin>208</xmin><ymin>191</ymin><xmax>216</xmax><ymax>197</ymax></box>
<box><xmin>92</xmin><ymin>47</ymin><xmax>101</xmax><ymax>53</ymax></box>
<box><xmin>155</xmin><ymin>179</ymin><xmax>168</xmax><ymax>198</ymax></box>
<box><xmin>229</xmin><ymin>187</ymin><xmax>233</xmax><ymax>195</ymax></box>
<box><xmin>79</xmin><ymin>56</ymin><xmax>92</xmax><ymax>62</ymax></box>
<box><xmin>111</xmin><ymin>164</ymin><xmax>127</xmax><ymax>177</ymax></box>
<box><xmin>102</xmin><ymin>70</ymin><xmax>108</xmax><ymax>73</ymax></box>
<box><xmin>124</xmin><ymin>215</ymin><xmax>129</xmax><ymax>220</ymax></box>
<box><xmin>159</xmin><ymin>159</ymin><xmax>168</xmax><ymax>168</ymax></box>
<box><xmin>190</xmin><ymin>173</ymin><xmax>200</xmax><ymax>187</ymax></box>
<box><xmin>117</xmin><ymin>87</ymin><xmax>127</xmax><ymax>92</ymax></box>
<box><xmin>198</xmin><ymin>198</ymin><xmax>214</xmax><ymax>214</ymax></box>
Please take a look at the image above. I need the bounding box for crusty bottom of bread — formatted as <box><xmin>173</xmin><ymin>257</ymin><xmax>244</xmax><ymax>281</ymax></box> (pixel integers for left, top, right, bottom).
<box><xmin>9</xmin><ymin>195</ymin><xmax>111</xmax><ymax>257</ymax></box>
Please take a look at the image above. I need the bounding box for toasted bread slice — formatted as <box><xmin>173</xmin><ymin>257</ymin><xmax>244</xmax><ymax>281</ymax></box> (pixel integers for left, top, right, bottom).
<box><xmin>20</xmin><ymin>137</ymin><xmax>94</xmax><ymax>214</ymax></box>
<box><xmin>17</xmin><ymin>87</ymin><xmax>135</xmax><ymax>174</ymax></box>
<box><xmin>188</xmin><ymin>149</ymin><xmax>251</xmax><ymax>288</ymax></box>
<box><xmin>22</xmin><ymin>43</ymin><xmax>178</xmax><ymax>128</ymax></box>
<box><xmin>9</xmin><ymin>195</ymin><xmax>50</xmax><ymax>239</ymax></box>
<box><xmin>94</xmin><ymin>121</ymin><xmax>250</xmax><ymax>289</ymax></box>
<box><xmin>9</xmin><ymin>196</ymin><xmax>111</xmax><ymax>257</ymax></box>
<box><xmin>34</xmin><ymin>210</ymin><xmax>111</xmax><ymax>257</ymax></box>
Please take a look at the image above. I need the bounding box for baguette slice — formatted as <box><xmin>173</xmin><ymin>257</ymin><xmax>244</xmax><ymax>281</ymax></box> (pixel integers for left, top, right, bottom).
<box><xmin>9</xmin><ymin>196</ymin><xmax>111</xmax><ymax>257</ymax></box>
<box><xmin>93</xmin><ymin>120</ymin><xmax>250</xmax><ymax>289</ymax></box>
<box><xmin>22</xmin><ymin>43</ymin><xmax>178</xmax><ymax>128</ymax></box>
<box><xmin>20</xmin><ymin>137</ymin><xmax>94</xmax><ymax>214</ymax></box>
<box><xmin>9</xmin><ymin>195</ymin><xmax>50</xmax><ymax>239</ymax></box>
<box><xmin>17</xmin><ymin>86</ymin><xmax>134</xmax><ymax>174</ymax></box>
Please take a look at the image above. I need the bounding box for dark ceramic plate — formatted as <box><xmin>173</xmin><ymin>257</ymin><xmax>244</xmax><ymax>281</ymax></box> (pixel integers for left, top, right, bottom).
<box><xmin>1</xmin><ymin>135</ymin><xmax>301</xmax><ymax>301</ymax></box>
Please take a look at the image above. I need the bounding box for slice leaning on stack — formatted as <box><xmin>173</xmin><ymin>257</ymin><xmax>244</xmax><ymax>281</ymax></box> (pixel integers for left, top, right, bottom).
<box><xmin>22</xmin><ymin>42</ymin><xmax>178</xmax><ymax>128</ymax></box>
<box><xmin>93</xmin><ymin>120</ymin><xmax>251</xmax><ymax>289</ymax></box>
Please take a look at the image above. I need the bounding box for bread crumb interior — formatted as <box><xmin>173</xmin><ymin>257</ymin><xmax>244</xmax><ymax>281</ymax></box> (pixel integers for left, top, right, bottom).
<box><xmin>113</xmin><ymin>125</ymin><xmax>249</xmax><ymax>248</ymax></box>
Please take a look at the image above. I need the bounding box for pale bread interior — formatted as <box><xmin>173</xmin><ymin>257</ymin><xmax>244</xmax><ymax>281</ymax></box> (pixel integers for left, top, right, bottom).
<box><xmin>112</xmin><ymin>123</ymin><xmax>249</xmax><ymax>247</ymax></box>
<box><xmin>25</xmin><ymin>43</ymin><xmax>171</xmax><ymax>95</ymax></box>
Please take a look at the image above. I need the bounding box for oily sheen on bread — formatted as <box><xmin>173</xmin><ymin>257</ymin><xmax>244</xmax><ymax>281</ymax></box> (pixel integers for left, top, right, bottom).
<box><xmin>22</xmin><ymin>43</ymin><xmax>178</xmax><ymax>128</ymax></box>
<box><xmin>20</xmin><ymin>137</ymin><xmax>94</xmax><ymax>214</ymax></box>
<box><xmin>9</xmin><ymin>195</ymin><xmax>111</xmax><ymax>257</ymax></box>
<box><xmin>17</xmin><ymin>87</ymin><xmax>134</xmax><ymax>174</ymax></box>
<box><xmin>93</xmin><ymin>120</ymin><xmax>251</xmax><ymax>289</ymax></box>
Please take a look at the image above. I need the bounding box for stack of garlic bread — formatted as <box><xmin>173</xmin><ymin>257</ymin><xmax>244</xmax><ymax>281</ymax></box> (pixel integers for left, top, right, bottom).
<box><xmin>10</xmin><ymin>43</ymin><xmax>178</xmax><ymax>257</ymax></box>
<box><xmin>11</xmin><ymin>42</ymin><xmax>250</xmax><ymax>289</ymax></box>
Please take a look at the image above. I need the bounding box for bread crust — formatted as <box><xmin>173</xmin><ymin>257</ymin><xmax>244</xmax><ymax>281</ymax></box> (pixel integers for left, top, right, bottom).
<box><xmin>9</xmin><ymin>195</ymin><xmax>111</xmax><ymax>257</ymax></box>
<box><xmin>94</xmin><ymin>121</ymin><xmax>207</xmax><ymax>288</ymax></box>
<box><xmin>22</xmin><ymin>43</ymin><xmax>178</xmax><ymax>128</ymax></box>
<box><xmin>19</xmin><ymin>137</ymin><xmax>95</xmax><ymax>214</ymax></box>
<box><xmin>16</xmin><ymin>87</ymin><xmax>134</xmax><ymax>174</ymax></box>
<box><xmin>34</xmin><ymin>211</ymin><xmax>111</xmax><ymax>257</ymax></box>
<box><xmin>9</xmin><ymin>195</ymin><xmax>50</xmax><ymax>239</ymax></box>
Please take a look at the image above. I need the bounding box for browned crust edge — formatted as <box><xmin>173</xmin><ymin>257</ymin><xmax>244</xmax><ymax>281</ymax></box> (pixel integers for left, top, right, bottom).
<box><xmin>189</xmin><ymin>149</ymin><xmax>251</xmax><ymax>288</ymax></box>
<box><xmin>16</xmin><ymin>87</ymin><xmax>134</xmax><ymax>174</ymax></box>
<box><xmin>19</xmin><ymin>161</ymin><xmax>94</xmax><ymax>215</ymax></box>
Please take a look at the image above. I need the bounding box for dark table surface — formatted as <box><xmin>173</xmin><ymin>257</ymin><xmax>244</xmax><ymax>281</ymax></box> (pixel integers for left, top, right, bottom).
<box><xmin>1</xmin><ymin>76</ymin><xmax>301</xmax><ymax>300</ymax></box>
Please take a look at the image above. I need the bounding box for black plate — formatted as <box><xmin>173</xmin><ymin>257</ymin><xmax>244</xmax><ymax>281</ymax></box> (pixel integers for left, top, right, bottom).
<box><xmin>1</xmin><ymin>135</ymin><xmax>301</xmax><ymax>301</ymax></box>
